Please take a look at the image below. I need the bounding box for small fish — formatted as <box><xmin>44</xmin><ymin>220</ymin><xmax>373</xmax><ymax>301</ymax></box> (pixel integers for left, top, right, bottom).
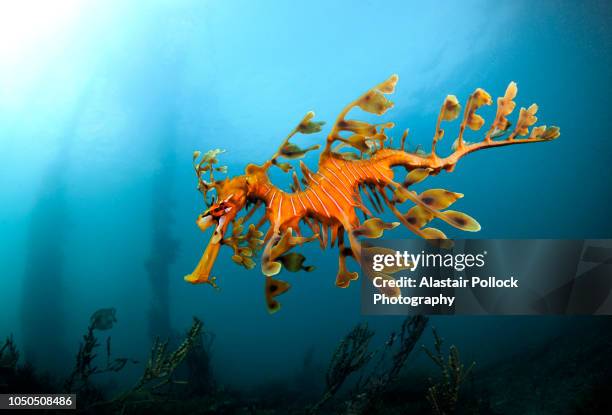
<box><xmin>90</xmin><ymin>307</ymin><xmax>117</xmax><ymax>331</ymax></box>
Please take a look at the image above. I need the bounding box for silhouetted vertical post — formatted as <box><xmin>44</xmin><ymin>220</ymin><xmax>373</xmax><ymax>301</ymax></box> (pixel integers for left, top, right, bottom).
<box><xmin>145</xmin><ymin>118</ymin><xmax>179</xmax><ymax>339</ymax></box>
<box><xmin>20</xmin><ymin>86</ymin><xmax>93</xmax><ymax>372</ymax></box>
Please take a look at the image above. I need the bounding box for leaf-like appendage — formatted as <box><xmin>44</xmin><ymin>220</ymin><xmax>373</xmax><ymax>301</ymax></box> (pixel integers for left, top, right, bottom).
<box><xmin>243</xmin><ymin>257</ymin><xmax>256</xmax><ymax>269</ymax></box>
<box><xmin>421</xmin><ymin>228</ymin><xmax>454</xmax><ymax>249</ymax></box>
<box><xmin>394</xmin><ymin>186</ymin><xmax>413</xmax><ymax>203</ymax></box>
<box><xmin>441</xmin><ymin>210</ymin><xmax>481</xmax><ymax>232</ymax></box>
<box><xmin>472</xmin><ymin>88</ymin><xmax>492</xmax><ymax>107</ymax></box>
<box><xmin>262</xmin><ymin>260</ymin><xmax>282</xmax><ymax>276</ymax></box>
<box><xmin>490</xmin><ymin>127</ymin><xmax>510</xmax><ymax>139</ymax></box>
<box><xmin>370</xmin><ymin>133</ymin><xmax>388</xmax><ymax>146</ymax></box>
<box><xmin>274</xmin><ymin>161</ymin><xmax>293</xmax><ymax>172</ymax></box>
<box><xmin>419</xmin><ymin>189</ymin><xmax>463</xmax><ymax>210</ymax></box>
<box><xmin>404</xmin><ymin>168</ymin><xmax>431</xmax><ymax>187</ymax></box>
<box><xmin>336</xmin><ymin>269</ymin><xmax>359</xmax><ymax>288</ymax></box>
<box><xmin>422</xmin><ymin>228</ymin><xmax>447</xmax><ymax>239</ymax></box>
<box><xmin>467</xmin><ymin>113</ymin><xmax>485</xmax><ymax>131</ymax></box>
<box><xmin>529</xmin><ymin>125</ymin><xmax>547</xmax><ymax>139</ymax></box>
<box><xmin>280</xmin><ymin>143</ymin><xmax>320</xmax><ymax>160</ymax></box>
<box><xmin>515</xmin><ymin>104</ymin><xmax>538</xmax><ymax>136</ymax></box>
<box><xmin>405</xmin><ymin>206</ymin><xmax>434</xmax><ymax>229</ymax></box>
<box><xmin>421</xmin><ymin>227</ymin><xmax>446</xmax><ymax>239</ymax></box>
<box><xmin>358</xmin><ymin>90</ymin><xmax>394</xmax><ymax>115</ymax></box>
<box><xmin>505</xmin><ymin>81</ymin><xmax>518</xmax><ymax>100</ymax></box>
<box><xmin>265</xmin><ymin>277</ymin><xmax>291</xmax><ymax>313</ymax></box>
<box><xmin>378</xmin><ymin>74</ymin><xmax>399</xmax><ymax>94</ymax></box>
<box><xmin>201</xmin><ymin>148</ymin><xmax>225</xmax><ymax>164</ymax></box>
<box><xmin>339</xmin><ymin>152</ymin><xmax>359</xmax><ymax>160</ymax></box>
<box><xmin>541</xmin><ymin>126</ymin><xmax>560</xmax><ymax>140</ymax></box>
<box><xmin>345</xmin><ymin>134</ymin><xmax>371</xmax><ymax>152</ymax></box>
<box><xmin>493</xmin><ymin>81</ymin><xmax>517</xmax><ymax>132</ymax></box>
<box><xmin>297</xmin><ymin>111</ymin><xmax>326</xmax><ymax>134</ymax></box>
<box><xmin>338</xmin><ymin>120</ymin><xmax>377</xmax><ymax>136</ymax></box>
<box><xmin>278</xmin><ymin>252</ymin><xmax>313</xmax><ymax>272</ymax></box>
<box><xmin>441</xmin><ymin>95</ymin><xmax>461</xmax><ymax>122</ymax></box>
<box><xmin>354</xmin><ymin>218</ymin><xmax>399</xmax><ymax>239</ymax></box>
<box><xmin>466</xmin><ymin>89</ymin><xmax>492</xmax><ymax>131</ymax></box>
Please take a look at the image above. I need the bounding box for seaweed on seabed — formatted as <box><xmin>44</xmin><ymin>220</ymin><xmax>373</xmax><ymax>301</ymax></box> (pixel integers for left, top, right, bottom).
<box><xmin>0</xmin><ymin>335</ymin><xmax>20</xmax><ymax>391</ymax></box>
<box><xmin>0</xmin><ymin>336</ymin><xmax>57</xmax><ymax>394</ymax></box>
<box><xmin>132</xmin><ymin>317</ymin><xmax>203</xmax><ymax>393</ymax></box>
<box><xmin>346</xmin><ymin>315</ymin><xmax>429</xmax><ymax>414</ymax></box>
<box><xmin>94</xmin><ymin>317</ymin><xmax>204</xmax><ymax>413</ymax></box>
<box><xmin>65</xmin><ymin>308</ymin><xmax>137</xmax><ymax>403</ymax></box>
<box><xmin>422</xmin><ymin>327</ymin><xmax>475</xmax><ymax>415</ymax></box>
<box><xmin>0</xmin><ymin>335</ymin><xmax>19</xmax><ymax>370</ymax></box>
<box><xmin>185</xmin><ymin>321</ymin><xmax>215</xmax><ymax>396</ymax></box>
<box><xmin>310</xmin><ymin>316</ymin><xmax>429</xmax><ymax>414</ymax></box>
<box><xmin>309</xmin><ymin>322</ymin><xmax>375</xmax><ymax>414</ymax></box>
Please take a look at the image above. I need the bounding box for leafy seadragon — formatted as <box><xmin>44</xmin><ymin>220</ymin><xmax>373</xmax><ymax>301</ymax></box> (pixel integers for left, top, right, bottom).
<box><xmin>185</xmin><ymin>75</ymin><xmax>560</xmax><ymax>312</ymax></box>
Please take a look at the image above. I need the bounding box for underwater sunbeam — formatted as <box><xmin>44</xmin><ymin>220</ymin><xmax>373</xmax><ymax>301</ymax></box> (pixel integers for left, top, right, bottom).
<box><xmin>0</xmin><ymin>0</ymin><xmax>84</xmax><ymax>65</ymax></box>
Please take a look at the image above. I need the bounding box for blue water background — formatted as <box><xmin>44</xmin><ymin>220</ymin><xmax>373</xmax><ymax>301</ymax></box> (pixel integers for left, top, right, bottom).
<box><xmin>0</xmin><ymin>0</ymin><xmax>610</xmax><ymax>389</ymax></box>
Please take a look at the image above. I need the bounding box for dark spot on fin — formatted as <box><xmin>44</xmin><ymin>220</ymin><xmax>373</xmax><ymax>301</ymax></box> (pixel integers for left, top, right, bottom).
<box><xmin>278</xmin><ymin>252</ymin><xmax>311</xmax><ymax>272</ymax></box>
<box><xmin>265</xmin><ymin>277</ymin><xmax>291</xmax><ymax>314</ymax></box>
<box><xmin>454</xmin><ymin>217</ymin><xmax>467</xmax><ymax>226</ymax></box>
<box><xmin>422</xmin><ymin>197</ymin><xmax>434</xmax><ymax>205</ymax></box>
<box><xmin>267</xmin><ymin>299</ymin><xmax>281</xmax><ymax>313</ymax></box>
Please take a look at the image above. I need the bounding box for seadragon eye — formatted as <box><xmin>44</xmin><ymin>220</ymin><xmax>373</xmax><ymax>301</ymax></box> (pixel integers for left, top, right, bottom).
<box><xmin>209</xmin><ymin>201</ymin><xmax>233</xmax><ymax>217</ymax></box>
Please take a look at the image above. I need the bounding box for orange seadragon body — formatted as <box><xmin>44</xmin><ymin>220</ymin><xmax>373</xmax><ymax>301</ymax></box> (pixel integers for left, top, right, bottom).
<box><xmin>185</xmin><ymin>75</ymin><xmax>560</xmax><ymax>312</ymax></box>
